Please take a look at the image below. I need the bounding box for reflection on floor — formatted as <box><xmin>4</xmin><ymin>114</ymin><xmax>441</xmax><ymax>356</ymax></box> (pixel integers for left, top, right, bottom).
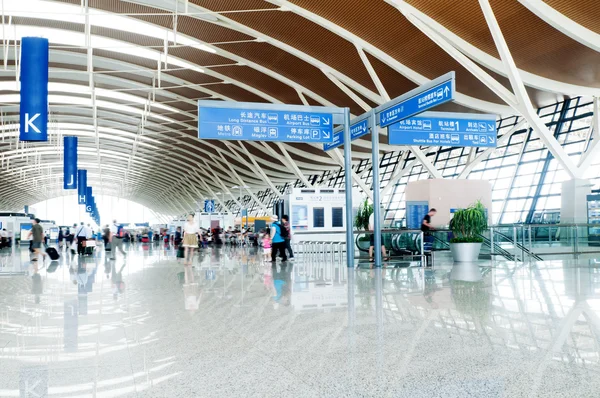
<box><xmin>1</xmin><ymin>243</ymin><xmax>600</xmax><ymax>397</ymax></box>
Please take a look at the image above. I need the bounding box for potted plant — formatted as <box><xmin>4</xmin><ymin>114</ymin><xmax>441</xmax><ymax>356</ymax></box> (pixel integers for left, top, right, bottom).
<box><xmin>354</xmin><ymin>198</ymin><xmax>373</xmax><ymax>231</ymax></box>
<box><xmin>354</xmin><ymin>199</ymin><xmax>373</xmax><ymax>251</ymax></box>
<box><xmin>449</xmin><ymin>200</ymin><xmax>488</xmax><ymax>262</ymax></box>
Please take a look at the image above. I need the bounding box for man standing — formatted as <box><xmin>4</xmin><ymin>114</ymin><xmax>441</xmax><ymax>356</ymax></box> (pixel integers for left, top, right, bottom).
<box><xmin>270</xmin><ymin>215</ymin><xmax>287</xmax><ymax>263</ymax></box>
<box><xmin>28</xmin><ymin>218</ymin><xmax>47</xmax><ymax>262</ymax></box>
<box><xmin>281</xmin><ymin>215</ymin><xmax>294</xmax><ymax>261</ymax></box>
<box><xmin>74</xmin><ymin>222</ymin><xmax>87</xmax><ymax>255</ymax></box>
<box><xmin>109</xmin><ymin>220</ymin><xmax>126</xmax><ymax>260</ymax></box>
<box><xmin>421</xmin><ymin>208</ymin><xmax>437</xmax><ymax>233</ymax></box>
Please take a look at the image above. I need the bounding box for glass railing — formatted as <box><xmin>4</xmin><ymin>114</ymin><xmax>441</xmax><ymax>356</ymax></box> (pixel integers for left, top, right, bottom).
<box><xmin>293</xmin><ymin>223</ymin><xmax>600</xmax><ymax>263</ymax></box>
<box><xmin>490</xmin><ymin>223</ymin><xmax>600</xmax><ymax>260</ymax></box>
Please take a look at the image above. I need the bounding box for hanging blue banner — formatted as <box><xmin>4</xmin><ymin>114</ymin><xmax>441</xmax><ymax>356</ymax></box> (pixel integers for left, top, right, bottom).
<box><xmin>63</xmin><ymin>137</ymin><xmax>78</xmax><ymax>190</ymax></box>
<box><xmin>77</xmin><ymin>170</ymin><xmax>87</xmax><ymax>204</ymax></box>
<box><xmin>85</xmin><ymin>187</ymin><xmax>93</xmax><ymax>212</ymax></box>
<box><xmin>19</xmin><ymin>37</ymin><xmax>49</xmax><ymax>142</ymax></box>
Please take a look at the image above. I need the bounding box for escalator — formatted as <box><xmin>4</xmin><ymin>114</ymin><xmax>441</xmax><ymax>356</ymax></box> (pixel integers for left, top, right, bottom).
<box><xmin>479</xmin><ymin>231</ymin><xmax>543</xmax><ymax>261</ymax></box>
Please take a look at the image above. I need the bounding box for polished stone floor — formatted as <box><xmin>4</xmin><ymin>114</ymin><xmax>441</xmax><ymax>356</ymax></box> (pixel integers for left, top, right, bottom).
<box><xmin>1</xmin><ymin>243</ymin><xmax>600</xmax><ymax>397</ymax></box>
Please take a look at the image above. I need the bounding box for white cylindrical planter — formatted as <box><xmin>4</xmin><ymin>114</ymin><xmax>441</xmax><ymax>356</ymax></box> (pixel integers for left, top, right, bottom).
<box><xmin>450</xmin><ymin>242</ymin><xmax>482</xmax><ymax>262</ymax></box>
<box><xmin>450</xmin><ymin>262</ymin><xmax>483</xmax><ymax>282</ymax></box>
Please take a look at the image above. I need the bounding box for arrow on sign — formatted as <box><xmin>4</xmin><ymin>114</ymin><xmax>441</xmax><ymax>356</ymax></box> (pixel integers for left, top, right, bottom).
<box><xmin>323</xmin><ymin>131</ymin><xmax>330</xmax><ymax>139</ymax></box>
<box><xmin>489</xmin><ymin>136</ymin><xmax>496</xmax><ymax>143</ymax></box>
<box><xmin>443</xmin><ymin>86</ymin><xmax>450</xmax><ymax>96</ymax></box>
<box><xmin>488</xmin><ymin>124</ymin><xmax>494</xmax><ymax>130</ymax></box>
<box><xmin>322</xmin><ymin>117</ymin><xmax>331</xmax><ymax>126</ymax></box>
<box><xmin>381</xmin><ymin>115</ymin><xmax>387</xmax><ymax>124</ymax></box>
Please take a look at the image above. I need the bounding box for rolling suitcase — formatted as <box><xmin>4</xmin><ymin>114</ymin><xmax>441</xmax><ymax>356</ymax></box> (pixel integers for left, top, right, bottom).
<box><xmin>84</xmin><ymin>246</ymin><xmax>94</xmax><ymax>256</ymax></box>
<box><xmin>45</xmin><ymin>247</ymin><xmax>60</xmax><ymax>261</ymax></box>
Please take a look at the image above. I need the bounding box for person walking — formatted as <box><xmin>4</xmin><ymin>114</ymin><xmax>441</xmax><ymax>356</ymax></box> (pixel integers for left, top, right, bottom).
<box><xmin>281</xmin><ymin>215</ymin><xmax>294</xmax><ymax>261</ymax></box>
<box><xmin>58</xmin><ymin>228</ymin><xmax>64</xmax><ymax>250</ymax></box>
<box><xmin>109</xmin><ymin>220</ymin><xmax>126</xmax><ymax>260</ymax></box>
<box><xmin>270</xmin><ymin>215</ymin><xmax>287</xmax><ymax>263</ymax></box>
<box><xmin>74</xmin><ymin>222</ymin><xmax>87</xmax><ymax>255</ymax></box>
<box><xmin>28</xmin><ymin>218</ymin><xmax>47</xmax><ymax>263</ymax></box>
<box><xmin>182</xmin><ymin>214</ymin><xmax>198</xmax><ymax>266</ymax></box>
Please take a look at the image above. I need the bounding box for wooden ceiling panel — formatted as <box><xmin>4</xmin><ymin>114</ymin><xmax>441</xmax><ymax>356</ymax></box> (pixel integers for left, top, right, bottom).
<box><xmin>194</xmin><ymin>1</ymin><xmax>377</xmax><ymax>93</ymax></box>
<box><xmin>211</xmin><ymin>65</ymin><xmax>302</xmax><ymax>105</ymax></box>
<box><xmin>287</xmin><ymin>0</ymin><xmax>504</xmax><ymax>104</ymax></box>
<box><xmin>215</xmin><ymin>41</ymin><xmax>372</xmax><ymax>114</ymax></box>
<box><xmin>207</xmin><ymin>82</ymin><xmax>270</xmax><ymax>103</ymax></box>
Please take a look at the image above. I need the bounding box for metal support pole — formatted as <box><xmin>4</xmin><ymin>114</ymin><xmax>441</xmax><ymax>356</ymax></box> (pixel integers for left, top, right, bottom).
<box><xmin>528</xmin><ymin>225</ymin><xmax>532</xmax><ymax>261</ymax></box>
<box><xmin>513</xmin><ymin>226</ymin><xmax>518</xmax><ymax>261</ymax></box>
<box><xmin>371</xmin><ymin>111</ymin><xmax>382</xmax><ymax>268</ymax></box>
<box><xmin>574</xmin><ymin>226</ymin><xmax>579</xmax><ymax>259</ymax></box>
<box><xmin>490</xmin><ymin>226</ymin><xmax>494</xmax><ymax>256</ymax></box>
<box><xmin>521</xmin><ymin>225</ymin><xmax>525</xmax><ymax>261</ymax></box>
<box><xmin>343</xmin><ymin>108</ymin><xmax>354</xmax><ymax>268</ymax></box>
<box><xmin>420</xmin><ymin>231</ymin><xmax>424</xmax><ymax>266</ymax></box>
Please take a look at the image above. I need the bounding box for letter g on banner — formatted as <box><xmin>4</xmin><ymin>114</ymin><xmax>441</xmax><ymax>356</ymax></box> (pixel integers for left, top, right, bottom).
<box><xmin>19</xmin><ymin>37</ymin><xmax>49</xmax><ymax>142</ymax></box>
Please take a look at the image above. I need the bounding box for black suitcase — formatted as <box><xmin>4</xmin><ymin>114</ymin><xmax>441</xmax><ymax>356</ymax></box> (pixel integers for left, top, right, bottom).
<box><xmin>45</xmin><ymin>247</ymin><xmax>60</xmax><ymax>261</ymax></box>
<box><xmin>84</xmin><ymin>246</ymin><xmax>94</xmax><ymax>256</ymax></box>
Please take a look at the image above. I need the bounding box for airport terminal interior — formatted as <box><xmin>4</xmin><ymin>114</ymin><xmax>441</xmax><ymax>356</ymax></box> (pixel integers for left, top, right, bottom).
<box><xmin>3</xmin><ymin>0</ymin><xmax>600</xmax><ymax>397</ymax></box>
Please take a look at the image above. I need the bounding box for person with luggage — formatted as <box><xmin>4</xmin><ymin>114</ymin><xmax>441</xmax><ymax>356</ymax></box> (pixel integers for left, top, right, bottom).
<box><xmin>67</xmin><ymin>224</ymin><xmax>76</xmax><ymax>254</ymax></box>
<box><xmin>28</xmin><ymin>218</ymin><xmax>47</xmax><ymax>263</ymax></box>
<box><xmin>281</xmin><ymin>215</ymin><xmax>294</xmax><ymax>261</ymax></box>
<box><xmin>74</xmin><ymin>222</ymin><xmax>87</xmax><ymax>255</ymax></box>
<box><xmin>270</xmin><ymin>215</ymin><xmax>287</xmax><ymax>263</ymax></box>
<box><xmin>109</xmin><ymin>220</ymin><xmax>127</xmax><ymax>260</ymax></box>
<box><xmin>182</xmin><ymin>214</ymin><xmax>199</xmax><ymax>266</ymax></box>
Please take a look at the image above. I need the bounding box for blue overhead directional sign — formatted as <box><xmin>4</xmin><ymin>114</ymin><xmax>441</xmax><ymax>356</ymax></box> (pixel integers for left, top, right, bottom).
<box><xmin>323</xmin><ymin>119</ymin><xmax>369</xmax><ymax>151</ymax></box>
<box><xmin>388</xmin><ymin>112</ymin><xmax>497</xmax><ymax>148</ymax></box>
<box><xmin>379</xmin><ymin>74</ymin><xmax>455</xmax><ymax>128</ymax></box>
<box><xmin>204</xmin><ymin>200</ymin><xmax>215</xmax><ymax>213</ymax></box>
<box><xmin>198</xmin><ymin>103</ymin><xmax>334</xmax><ymax>143</ymax></box>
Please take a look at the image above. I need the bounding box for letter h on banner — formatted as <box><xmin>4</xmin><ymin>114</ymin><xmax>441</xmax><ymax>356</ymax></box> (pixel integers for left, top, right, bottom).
<box><xmin>77</xmin><ymin>170</ymin><xmax>87</xmax><ymax>204</ymax></box>
<box><xmin>64</xmin><ymin>137</ymin><xmax>77</xmax><ymax>190</ymax></box>
<box><xmin>19</xmin><ymin>37</ymin><xmax>49</xmax><ymax>142</ymax></box>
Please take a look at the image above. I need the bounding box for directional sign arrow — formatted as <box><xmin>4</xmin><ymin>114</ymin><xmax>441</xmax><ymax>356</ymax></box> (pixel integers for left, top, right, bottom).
<box><xmin>444</xmin><ymin>86</ymin><xmax>450</xmax><ymax>96</ymax></box>
<box><xmin>489</xmin><ymin>136</ymin><xmax>496</xmax><ymax>143</ymax></box>
<box><xmin>488</xmin><ymin>124</ymin><xmax>494</xmax><ymax>130</ymax></box>
<box><xmin>323</xmin><ymin>131</ymin><xmax>331</xmax><ymax>139</ymax></box>
<box><xmin>322</xmin><ymin>117</ymin><xmax>331</xmax><ymax>126</ymax></box>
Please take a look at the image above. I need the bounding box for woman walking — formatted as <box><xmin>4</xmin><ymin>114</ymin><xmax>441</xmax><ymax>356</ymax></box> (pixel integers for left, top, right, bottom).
<box><xmin>182</xmin><ymin>214</ymin><xmax>199</xmax><ymax>266</ymax></box>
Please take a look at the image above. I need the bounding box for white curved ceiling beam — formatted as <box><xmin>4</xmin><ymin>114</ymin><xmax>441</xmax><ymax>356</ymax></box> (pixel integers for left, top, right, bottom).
<box><xmin>4</xmin><ymin>24</ymin><xmax>281</xmax><ymax>104</ymax></box>
<box><xmin>389</xmin><ymin>0</ymin><xmax>600</xmax><ymax>97</ymax></box>
<box><xmin>518</xmin><ymin>0</ymin><xmax>600</xmax><ymax>54</ymax></box>
<box><xmin>264</xmin><ymin>0</ymin><xmax>513</xmax><ymax>115</ymax></box>
<box><xmin>3</xmin><ymin>0</ymin><xmax>336</xmax><ymax>108</ymax></box>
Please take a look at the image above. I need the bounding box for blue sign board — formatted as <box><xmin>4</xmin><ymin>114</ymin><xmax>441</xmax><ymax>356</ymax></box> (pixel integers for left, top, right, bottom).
<box><xmin>406</xmin><ymin>201</ymin><xmax>429</xmax><ymax>229</ymax></box>
<box><xmin>63</xmin><ymin>136</ymin><xmax>78</xmax><ymax>190</ymax></box>
<box><xmin>77</xmin><ymin>170</ymin><xmax>87</xmax><ymax>204</ymax></box>
<box><xmin>388</xmin><ymin>113</ymin><xmax>497</xmax><ymax>147</ymax></box>
<box><xmin>204</xmin><ymin>200</ymin><xmax>215</xmax><ymax>213</ymax></box>
<box><xmin>198</xmin><ymin>105</ymin><xmax>334</xmax><ymax>143</ymax></box>
<box><xmin>379</xmin><ymin>79</ymin><xmax>454</xmax><ymax>128</ymax></box>
<box><xmin>324</xmin><ymin>119</ymin><xmax>369</xmax><ymax>151</ymax></box>
<box><xmin>19</xmin><ymin>37</ymin><xmax>49</xmax><ymax>142</ymax></box>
